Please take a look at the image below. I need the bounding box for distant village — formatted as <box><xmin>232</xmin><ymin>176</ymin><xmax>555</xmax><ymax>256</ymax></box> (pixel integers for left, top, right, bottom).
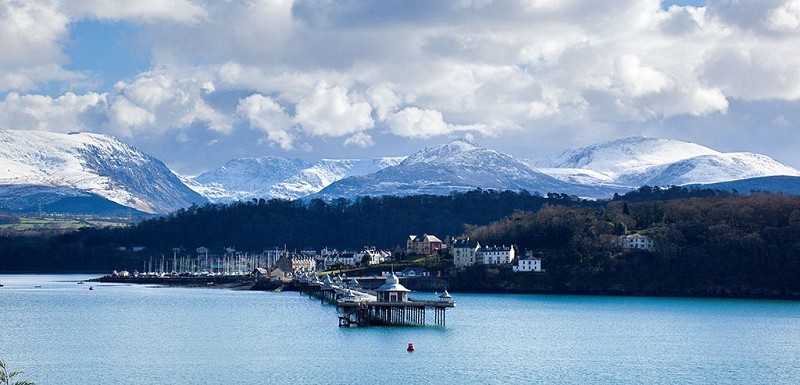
<box><xmin>113</xmin><ymin>232</ymin><xmax>654</xmax><ymax>279</ymax></box>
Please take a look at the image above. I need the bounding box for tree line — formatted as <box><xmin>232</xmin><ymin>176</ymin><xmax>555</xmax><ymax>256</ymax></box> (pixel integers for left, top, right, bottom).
<box><xmin>0</xmin><ymin>189</ymin><xmax>590</xmax><ymax>272</ymax></box>
<box><xmin>455</xmin><ymin>192</ymin><xmax>800</xmax><ymax>298</ymax></box>
<box><xmin>6</xmin><ymin>184</ymin><xmax>799</xmax><ymax>299</ymax></box>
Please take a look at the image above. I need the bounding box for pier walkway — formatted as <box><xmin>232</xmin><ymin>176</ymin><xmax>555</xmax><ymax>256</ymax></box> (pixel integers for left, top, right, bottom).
<box><xmin>294</xmin><ymin>273</ymin><xmax>455</xmax><ymax>327</ymax></box>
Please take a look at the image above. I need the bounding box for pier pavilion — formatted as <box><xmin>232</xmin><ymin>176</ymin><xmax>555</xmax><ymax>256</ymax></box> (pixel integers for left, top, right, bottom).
<box><xmin>297</xmin><ymin>272</ymin><xmax>455</xmax><ymax>327</ymax></box>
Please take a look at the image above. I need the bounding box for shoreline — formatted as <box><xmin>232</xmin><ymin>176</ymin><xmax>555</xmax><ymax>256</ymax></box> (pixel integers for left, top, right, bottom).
<box><xmin>82</xmin><ymin>275</ymin><xmax>800</xmax><ymax>301</ymax></box>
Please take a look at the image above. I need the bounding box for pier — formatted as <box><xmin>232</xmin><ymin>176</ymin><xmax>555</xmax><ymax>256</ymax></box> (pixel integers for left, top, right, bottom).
<box><xmin>296</xmin><ymin>273</ymin><xmax>455</xmax><ymax>327</ymax></box>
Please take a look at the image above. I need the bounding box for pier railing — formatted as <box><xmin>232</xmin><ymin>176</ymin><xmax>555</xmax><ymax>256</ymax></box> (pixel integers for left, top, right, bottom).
<box><xmin>294</xmin><ymin>278</ymin><xmax>455</xmax><ymax>327</ymax></box>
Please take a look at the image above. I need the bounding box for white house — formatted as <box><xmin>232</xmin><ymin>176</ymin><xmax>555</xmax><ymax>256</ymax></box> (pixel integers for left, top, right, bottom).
<box><xmin>513</xmin><ymin>251</ymin><xmax>542</xmax><ymax>272</ymax></box>
<box><xmin>324</xmin><ymin>253</ymin><xmax>357</xmax><ymax>269</ymax></box>
<box><xmin>452</xmin><ymin>238</ymin><xmax>481</xmax><ymax>268</ymax></box>
<box><xmin>354</xmin><ymin>247</ymin><xmax>392</xmax><ymax>266</ymax></box>
<box><xmin>479</xmin><ymin>245</ymin><xmax>515</xmax><ymax>265</ymax></box>
<box><xmin>619</xmin><ymin>234</ymin><xmax>655</xmax><ymax>252</ymax></box>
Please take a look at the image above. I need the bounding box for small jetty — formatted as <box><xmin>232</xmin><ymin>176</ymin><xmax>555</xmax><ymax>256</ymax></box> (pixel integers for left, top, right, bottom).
<box><xmin>295</xmin><ymin>272</ymin><xmax>455</xmax><ymax>327</ymax></box>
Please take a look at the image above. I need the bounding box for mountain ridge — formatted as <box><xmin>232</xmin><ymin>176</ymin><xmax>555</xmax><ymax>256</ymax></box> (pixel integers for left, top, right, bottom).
<box><xmin>0</xmin><ymin>130</ymin><xmax>206</xmax><ymax>214</ymax></box>
<box><xmin>2</xmin><ymin>131</ymin><xmax>799</xmax><ymax>215</ymax></box>
<box><xmin>311</xmin><ymin>139</ymin><xmax>627</xmax><ymax>200</ymax></box>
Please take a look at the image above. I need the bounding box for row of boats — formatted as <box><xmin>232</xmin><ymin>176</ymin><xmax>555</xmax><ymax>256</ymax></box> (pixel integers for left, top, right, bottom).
<box><xmin>110</xmin><ymin>270</ymin><xmax>249</xmax><ymax>278</ymax></box>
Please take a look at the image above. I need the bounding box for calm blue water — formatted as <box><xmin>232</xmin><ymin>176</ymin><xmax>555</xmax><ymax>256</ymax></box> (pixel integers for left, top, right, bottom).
<box><xmin>1</xmin><ymin>274</ymin><xmax>800</xmax><ymax>384</ymax></box>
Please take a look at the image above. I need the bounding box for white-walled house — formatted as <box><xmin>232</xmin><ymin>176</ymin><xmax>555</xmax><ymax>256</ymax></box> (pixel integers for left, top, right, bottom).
<box><xmin>354</xmin><ymin>247</ymin><xmax>392</xmax><ymax>266</ymax></box>
<box><xmin>452</xmin><ymin>238</ymin><xmax>481</xmax><ymax>268</ymax></box>
<box><xmin>324</xmin><ymin>252</ymin><xmax>357</xmax><ymax>269</ymax></box>
<box><xmin>513</xmin><ymin>251</ymin><xmax>542</xmax><ymax>272</ymax></box>
<box><xmin>479</xmin><ymin>245</ymin><xmax>515</xmax><ymax>265</ymax></box>
<box><xmin>619</xmin><ymin>234</ymin><xmax>655</xmax><ymax>252</ymax></box>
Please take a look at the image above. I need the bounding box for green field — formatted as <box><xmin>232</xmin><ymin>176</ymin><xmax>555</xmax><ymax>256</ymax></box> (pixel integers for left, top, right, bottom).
<box><xmin>0</xmin><ymin>216</ymin><xmax>130</xmax><ymax>232</ymax></box>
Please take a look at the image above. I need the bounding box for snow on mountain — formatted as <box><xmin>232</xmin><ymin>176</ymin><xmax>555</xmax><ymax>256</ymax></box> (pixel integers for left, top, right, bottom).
<box><xmin>9</xmin><ymin>129</ymin><xmax>798</xmax><ymax>215</ymax></box>
<box><xmin>313</xmin><ymin>139</ymin><xmax>625</xmax><ymax>199</ymax></box>
<box><xmin>401</xmin><ymin>139</ymin><xmax>482</xmax><ymax>165</ymax></box>
<box><xmin>266</xmin><ymin>157</ymin><xmax>406</xmax><ymax>200</ymax></box>
<box><xmin>189</xmin><ymin>156</ymin><xmax>406</xmax><ymax>202</ymax></box>
<box><xmin>190</xmin><ymin>157</ymin><xmax>309</xmax><ymax>202</ymax></box>
<box><xmin>535</xmin><ymin>137</ymin><xmax>719</xmax><ymax>178</ymax></box>
<box><xmin>534</xmin><ymin>167</ymin><xmax>620</xmax><ymax>186</ymax></box>
<box><xmin>535</xmin><ymin>136</ymin><xmax>800</xmax><ymax>188</ymax></box>
<box><xmin>620</xmin><ymin>152</ymin><xmax>800</xmax><ymax>186</ymax></box>
<box><xmin>0</xmin><ymin>130</ymin><xmax>206</xmax><ymax>214</ymax></box>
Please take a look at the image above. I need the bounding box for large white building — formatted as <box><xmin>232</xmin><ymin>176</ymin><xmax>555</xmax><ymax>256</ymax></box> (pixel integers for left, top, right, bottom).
<box><xmin>479</xmin><ymin>245</ymin><xmax>515</xmax><ymax>265</ymax></box>
<box><xmin>619</xmin><ymin>234</ymin><xmax>655</xmax><ymax>252</ymax></box>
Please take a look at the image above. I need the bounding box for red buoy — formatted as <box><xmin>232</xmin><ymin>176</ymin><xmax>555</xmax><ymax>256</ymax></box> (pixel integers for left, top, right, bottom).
<box><xmin>407</xmin><ymin>343</ymin><xmax>414</xmax><ymax>352</ymax></box>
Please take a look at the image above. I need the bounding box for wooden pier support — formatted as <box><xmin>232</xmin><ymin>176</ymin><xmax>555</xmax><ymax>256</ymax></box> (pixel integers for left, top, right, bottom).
<box><xmin>339</xmin><ymin>301</ymin><xmax>450</xmax><ymax>327</ymax></box>
<box><xmin>296</xmin><ymin>278</ymin><xmax>454</xmax><ymax>327</ymax></box>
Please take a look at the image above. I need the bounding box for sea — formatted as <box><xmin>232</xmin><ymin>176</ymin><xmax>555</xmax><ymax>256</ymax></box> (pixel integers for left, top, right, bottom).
<box><xmin>1</xmin><ymin>274</ymin><xmax>799</xmax><ymax>384</ymax></box>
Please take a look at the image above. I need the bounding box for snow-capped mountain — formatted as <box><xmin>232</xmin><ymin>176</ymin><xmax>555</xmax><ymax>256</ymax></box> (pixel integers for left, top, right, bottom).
<box><xmin>189</xmin><ymin>156</ymin><xmax>406</xmax><ymax>202</ymax></box>
<box><xmin>535</xmin><ymin>137</ymin><xmax>718</xmax><ymax>177</ymax></box>
<box><xmin>312</xmin><ymin>139</ymin><xmax>624</xmax><ymax>199</ymax></box>
<box><xmin>6</xmin><ymin>129</ymin><xmax>797</xmax><ymax>216</ymax></box>
<box><xmin>534</xmin><ymin>137</ymin><xmax>800</xmax><ymax>188</ymax></box>
<box><xmin>618</xmin><ymin>152</ymin><xmax>800</xmax><ymax>186</ymax></box>
<box><xmin>0</xmin><ymin>130</ymin><xmax>206</xmax><ymax>214</ymax></box>
<box><xmin>266</xmin><ymin>157</ymin><xmax>406</xmax><ymax>200</ymax></box>
<box><xmin>190</xmin><ymin>157</ymin><xmax>309</xmax><ymax>202</ymax></box>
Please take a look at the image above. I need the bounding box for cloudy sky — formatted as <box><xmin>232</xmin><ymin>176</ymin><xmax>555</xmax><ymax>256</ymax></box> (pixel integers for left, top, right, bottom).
<box><xmin>2</xmin><ymin>0</ymin><xmax>800</xmax><ymax>175</ymax></box>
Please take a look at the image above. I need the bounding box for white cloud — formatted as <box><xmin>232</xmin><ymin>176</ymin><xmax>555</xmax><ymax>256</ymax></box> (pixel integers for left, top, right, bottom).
<box><xmin>5</xmin><ymin>0</ymin><xmax>800</xmax><ymax>171</ymax></box>
<box><xmin>766</xmin><ymin>0</ymin><xmax>800</xmax><ymax>31</ymax></box>
<box><xmin>702</xmin><ymin>44</ymin><xmax>800</xmax><ymax>100</ymax></box>
<box><xmin>107</xmin><ymin>72</ymin><xmax>231</xmax><ymax>136</ymax></box>
<box><xmin>107</xmin><ymin>96</ymin><xmax>154</xmax><ymax>132</ymax></box>
<box><xmin>0</xmin><ymin>0</ymin><xmax>209</xmax><ymax>93</ymax></box>
<box><xmin>0</xmin><ymin>91</ymin><xmax>106</xmax><ymax>132</ymax></box>
<box><xmin>64</xmin><ymin>0</ymin><xmax>207</xmax><ymax>24</ymax></box>
<box><xmin>236</xmin><ymin>94</ymin><xmax>294</xmax><ymax>150</ymax></box>
<box><xmin>293</xmin><ymin>81</ymin><xmax>374</xmax><ymax>137</ymax></box>
<box><xmin>0</xmin><ymin>1</ymin><xmax>68</xmax><ymax>67</ymax></box>
<box><xmin>0</xmin><ymin>1</ymin><xmax>85</xmax><ymax>92</ymax></box>
<box><xmin>387</xmin><ymin>107</ymin><xmax>483</xmax><ymax>139</ymax></box>
<box><xmin>367</xmin><ymin>84</ymin><xmax>401</xmax><ymax>121</ymax></box>
<box><xmin>612</xmin><ymin>55</ymin><xmax>671</xmax><ymax>98</ymax></box>
<box><xmin>344</xmin><ymin>132</ymin><xmax>375</xmax><ymax>148</ymax></box>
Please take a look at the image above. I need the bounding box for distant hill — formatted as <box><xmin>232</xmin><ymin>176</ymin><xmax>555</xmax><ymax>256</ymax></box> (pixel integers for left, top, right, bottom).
<box><xmin>0</xmin><ymin>185</ymin><xmax>148</xmax><ymax>216</ymax></box>
<box><xmin>688</xmin><ymin>175</ymin><xmax>800</xmax><ymax>195</ymax></box>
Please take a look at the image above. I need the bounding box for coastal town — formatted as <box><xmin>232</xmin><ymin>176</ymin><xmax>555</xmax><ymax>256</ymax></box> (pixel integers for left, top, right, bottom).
<box><xmin>98</xmin><ymin>230</ymin><xmax>656</xmax><ymax>328</ymax></box>
<box><xmin>110</xmin><ymin>233</ymin><xmax>540</xmax><ymax>279</ymax></box>
<box><xmin>108</xmin><ymin>231</ymin><xmax>655</xmax><ymax>282</ymax></box>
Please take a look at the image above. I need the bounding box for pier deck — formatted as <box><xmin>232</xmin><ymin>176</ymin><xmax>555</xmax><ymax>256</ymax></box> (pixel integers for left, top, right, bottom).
<box><xmin>295</xmin><ymin>275</ymin><xmax>455</xmax><ymax>327</ymax></box>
